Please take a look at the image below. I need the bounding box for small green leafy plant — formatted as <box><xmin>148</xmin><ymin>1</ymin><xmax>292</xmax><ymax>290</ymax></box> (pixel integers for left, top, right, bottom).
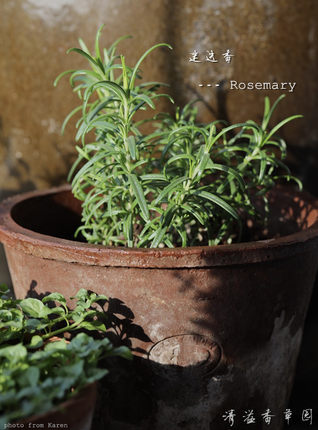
<box><xmin>55</xmin><ymin>26</ymin><xmax>302</xmax><ymax>247</ymax></box>
<box><xmin>0</xmin><ymin>285</ymin><xmax>131</xmax><ymax>426</ymax></box>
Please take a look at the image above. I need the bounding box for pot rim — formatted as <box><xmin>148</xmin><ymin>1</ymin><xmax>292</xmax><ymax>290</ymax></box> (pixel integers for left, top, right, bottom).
<box><xmin>16</xmin><ymin>381</ymin><xmax>96</xmax><ymax>425</ymax></box>
<box><xmin>0</xmin><ymin>185</ymin><xmax>318</xmax><ymax>268</ymax></box>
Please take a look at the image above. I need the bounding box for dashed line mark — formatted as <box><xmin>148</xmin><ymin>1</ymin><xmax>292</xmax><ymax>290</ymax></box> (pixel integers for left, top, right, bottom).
<box><xmin>198</xmin><ymin>83</ymin><xmax>221</xmax><ymax>87</ymax></box>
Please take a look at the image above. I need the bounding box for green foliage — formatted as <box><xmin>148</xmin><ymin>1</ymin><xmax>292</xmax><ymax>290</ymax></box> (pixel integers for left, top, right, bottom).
<box><xmin>0</xmin><ymin>285</ymin><xmax>110</xmax><ymax>345</ymax></box>
<box><xmin>0</xmin><ymin>286</ymin><xmax>131</xmax><ymax>425</ymax></box>
<box><xmin>56</xmin><ymin>26</ymin><xmax>302</xmax><ymax>247</ymax></box>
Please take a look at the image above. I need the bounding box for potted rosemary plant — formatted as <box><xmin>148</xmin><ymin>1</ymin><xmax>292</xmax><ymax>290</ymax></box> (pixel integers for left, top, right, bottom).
<box><xmin>0</xmin><ymin>27</ymin><xmax>318</xmax><ymax>429</ymax></box>
<box><xmin>0</xmin><ymin>285</ymin><xmax>131</xmax><ymax>429</ymax></box>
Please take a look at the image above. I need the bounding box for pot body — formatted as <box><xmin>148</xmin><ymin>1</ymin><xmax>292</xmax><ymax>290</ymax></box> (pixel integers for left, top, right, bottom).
<box><xmin>1</xmin><ymin>186</ymin><xmax>318</xmax><ymax>430</ymax></box>
<box><xmin>16</xmin><ymin>383</ymin><xmax>97</xmax><ymax>430</ymax></box>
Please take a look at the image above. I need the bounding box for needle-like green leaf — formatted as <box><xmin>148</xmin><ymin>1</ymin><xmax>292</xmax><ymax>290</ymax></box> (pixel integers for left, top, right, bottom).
<box><xmin>128</xmin><ymin>174</ymin><xmax>150</xmax><ymax>221</ymax></box>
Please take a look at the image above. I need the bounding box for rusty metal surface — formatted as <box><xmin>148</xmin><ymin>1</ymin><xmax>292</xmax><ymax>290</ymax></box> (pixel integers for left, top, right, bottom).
<box><xmin>1</xmin><ymin>187</ymin><xmax>318</xmax><ymax>429</ymax></box>
<box><xmin>17</xmin><ymin>382</ymin><xmax>97</xmax><ymax>430</ymax></box>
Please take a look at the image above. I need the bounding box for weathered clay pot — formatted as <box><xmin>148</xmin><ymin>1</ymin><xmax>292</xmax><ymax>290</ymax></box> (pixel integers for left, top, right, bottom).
<box><xmin>16</xmin><ymin>382</ymin><xmax>97</xmax><ymax>430</ymax></box>
<box><xmin>1</xmin><ymin>185</ymin><xmax>318</xmax><ymax>430</ymax></box>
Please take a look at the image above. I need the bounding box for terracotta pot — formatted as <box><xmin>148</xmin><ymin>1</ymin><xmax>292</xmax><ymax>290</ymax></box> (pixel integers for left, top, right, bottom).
<box><xmin>16</xmin><ymin>382</ymin><xmax>97</xmax><ymax>430</ymax></box>
<box><xmin>1</xmin><ymin>185</ymin><xmax>318</xmax><ymax>430</ymax></box>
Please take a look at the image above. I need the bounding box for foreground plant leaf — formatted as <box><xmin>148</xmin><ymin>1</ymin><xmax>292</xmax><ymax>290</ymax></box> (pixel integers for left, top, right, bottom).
<box><xmin>0</xmin><ymin>288</ymin><xmax>132</xmax><ymax>424</ymax></box>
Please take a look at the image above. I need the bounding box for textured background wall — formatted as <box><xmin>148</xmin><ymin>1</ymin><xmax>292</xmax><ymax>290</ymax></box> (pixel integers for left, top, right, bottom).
<box><xmin>1</xmin><ymin>0</ymin><xmax>318</xmax><ymax>202</ymax></box>
<box><xmin>0</xmin><ymin>2</ymin><xmax>318</xmax><ymax>424</ymax></box>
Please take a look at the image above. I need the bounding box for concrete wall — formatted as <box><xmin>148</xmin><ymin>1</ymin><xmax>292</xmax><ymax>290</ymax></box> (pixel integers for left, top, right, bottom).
<box><xmin>1</xmin><ymin>0</ymin><xmax>318</xmax><ymax>282</ymax></box>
